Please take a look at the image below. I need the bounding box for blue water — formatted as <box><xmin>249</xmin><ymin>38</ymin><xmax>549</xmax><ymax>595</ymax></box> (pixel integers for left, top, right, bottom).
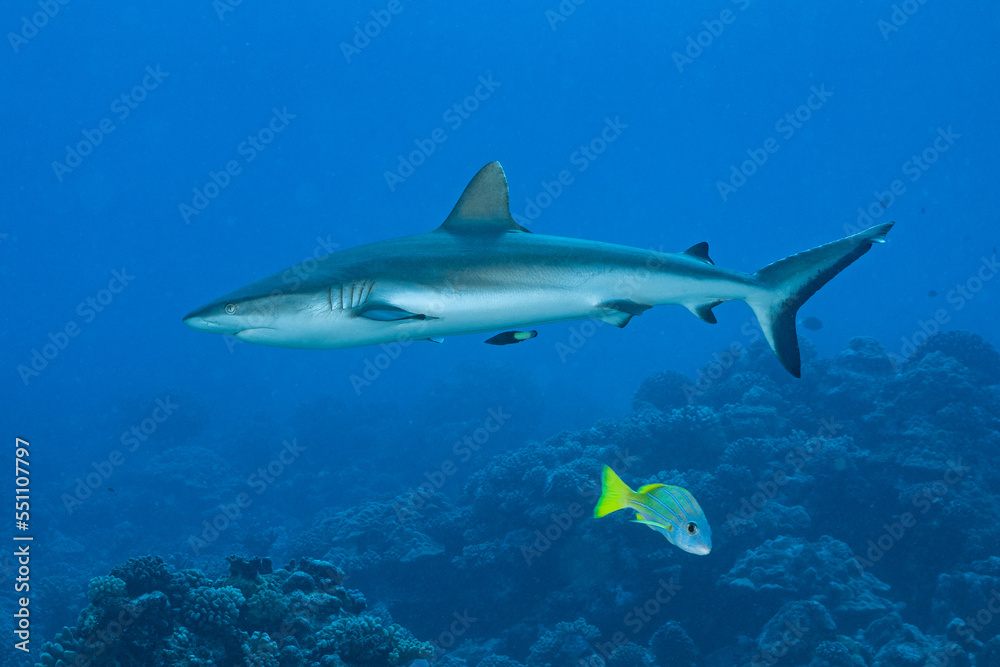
<box><xmin>3</xmin><ymin>2</ymin><xmax>998</xmax><ymax>666</ymax></box>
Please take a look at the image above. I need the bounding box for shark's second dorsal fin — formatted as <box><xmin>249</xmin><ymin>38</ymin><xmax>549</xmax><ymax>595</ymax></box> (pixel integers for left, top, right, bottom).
<box><xmin>438</xmin><ymin>162</ymin><xmax>531</xmax><ymax>235</ymax></box>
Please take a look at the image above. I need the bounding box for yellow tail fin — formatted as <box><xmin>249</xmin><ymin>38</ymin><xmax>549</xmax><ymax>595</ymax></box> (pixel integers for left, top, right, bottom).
<box><xmin>594</xmin><ymin>466</ymin><xmax>634</xmax><ymax>518</ymax></box>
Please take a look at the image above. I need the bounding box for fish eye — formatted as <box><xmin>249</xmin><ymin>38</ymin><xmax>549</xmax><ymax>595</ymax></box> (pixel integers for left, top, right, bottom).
<box><xmin>225</xmin><ymin>303</ymin><xmax>237</xmax><ymax>315</ymax></box>
<box><xmin>686</xmin><ymin>522</ymin><xmax>698</xmax><ymax>535</ymax></box>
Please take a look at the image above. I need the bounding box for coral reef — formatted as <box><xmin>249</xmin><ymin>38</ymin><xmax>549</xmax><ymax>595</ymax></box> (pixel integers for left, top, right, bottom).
<box><xmin>36</xmin><ymin>554</ymin><xmax>431</xmax><ymax>667</ymax></box>
<box><xmin>719</xmin><ymin>535</ymin><xmax>895</xmax><ymax>628</ymax></box>
<box><xmin>33</xmin><ymin>331</ymin><xmax>1000</xmax><ymax>667</ymax></box>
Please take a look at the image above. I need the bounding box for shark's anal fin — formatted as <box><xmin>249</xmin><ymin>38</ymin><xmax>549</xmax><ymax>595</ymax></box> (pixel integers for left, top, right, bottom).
<box><xmin>684</xmin><ymin>300</ymin><xmax>723</xmax><ymax>324</ymax></box>
<box><xmin>358</xmin><ymin>303</ymin><xmax>437</xmax><ymax>322</ymax></box>
<box><xmin>596</xmin><ymin>299</ymin><xmax>652</xmax><ymax>328</ymax></box>
<box><xmin>438</xmin><ymin>162</ymin><xmax>532</xmax><ymax>235</ymax></box>
<box><xmin>683</xmin><ymin>242</ymin><xmax>714</xmax><ymax>265</ymax></box>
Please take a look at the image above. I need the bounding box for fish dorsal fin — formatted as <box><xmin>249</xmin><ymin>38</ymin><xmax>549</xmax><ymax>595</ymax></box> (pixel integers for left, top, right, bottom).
<box><xmin>683</xmin><ymin>242</ymin><xmax>714</xmax><ymax>265</ymax></box>
<box><xmin>439</xmin><ymin>162</ymin><xmax>531</xmax><ymax>235</ymax></box>
<box><xmin>637</xmin><ymin>483</ymin><xmax>666</xmax><ymax>494</ymax></box>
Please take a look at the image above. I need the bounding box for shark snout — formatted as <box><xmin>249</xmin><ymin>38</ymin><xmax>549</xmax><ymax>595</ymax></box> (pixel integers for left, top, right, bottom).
<box><xmin>183</xmin><ymin>303</ymin><xmax>233</xmax><ymax>334</ymax></box>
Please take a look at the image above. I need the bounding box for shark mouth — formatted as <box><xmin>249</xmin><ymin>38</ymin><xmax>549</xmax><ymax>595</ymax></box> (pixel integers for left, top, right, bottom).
<box><xmin>234</xmin><ymin>328</ymin><xmax>276</xmax><ymax>342</ymax></box>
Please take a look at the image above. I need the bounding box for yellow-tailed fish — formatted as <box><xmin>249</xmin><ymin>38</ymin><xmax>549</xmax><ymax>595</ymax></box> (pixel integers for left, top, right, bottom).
<box><xmin>593</xmin><ymin>465</ymin><xmax>712</xmax><ymax>555</ymax></box>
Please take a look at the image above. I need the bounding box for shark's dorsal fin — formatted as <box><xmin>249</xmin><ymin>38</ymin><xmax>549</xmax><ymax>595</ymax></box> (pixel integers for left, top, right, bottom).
<box><xmin>439</xmin><ymin>162</ymin><xmax>531</xmax><ymax>234</ymax></box>
<box><xmin>683</xmin><ymin>242</ymin><xmax>714</xmax><ymax>265</ymax></box>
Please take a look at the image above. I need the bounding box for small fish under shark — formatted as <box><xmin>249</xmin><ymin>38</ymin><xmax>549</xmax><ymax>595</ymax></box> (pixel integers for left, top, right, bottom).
<box><xmin>183</xmin><ymin>162</ymin><xmax>894</xmax><ymax>377</ymax></box>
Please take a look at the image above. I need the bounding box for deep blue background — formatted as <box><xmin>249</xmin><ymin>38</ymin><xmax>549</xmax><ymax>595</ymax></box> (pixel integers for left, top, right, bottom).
<box><xmin>1</xmin><ymin>0</ymin><xmax>997</xmax><ymax>649</ymax></box>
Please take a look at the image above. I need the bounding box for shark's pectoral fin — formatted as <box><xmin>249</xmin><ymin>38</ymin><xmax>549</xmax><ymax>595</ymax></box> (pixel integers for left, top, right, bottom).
<box><xmin>358</xmin><ymin>304</ymin><xmax>437</xmax><ymax>321</ymax></box>
<box><xmin>685</xmin><ymin>300</ymin><xmax>723</xmax><ymax>324</ymax></box>
<box><xmin>597</xmin><ymin>299</ymin><xmax>652</xmax><ymax>328</ymax></box>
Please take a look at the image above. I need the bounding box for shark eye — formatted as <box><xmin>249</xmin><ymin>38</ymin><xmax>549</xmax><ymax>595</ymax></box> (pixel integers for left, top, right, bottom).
<box><xmin>225</xmin><ymin>303</ymin><xmax>237</xmax><ymax>315</ymax></box>
<box><xmin>686</xmin><ymin>522</ymin><xmax>698</xmax><ymax>535</ymax></box>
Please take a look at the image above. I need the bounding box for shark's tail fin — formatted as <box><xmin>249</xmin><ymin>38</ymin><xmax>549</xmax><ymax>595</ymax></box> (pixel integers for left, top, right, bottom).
<box><xmin>746</xmin><ymin>222</ymin><xmax>894</xmax><ymax>377</ymax></box>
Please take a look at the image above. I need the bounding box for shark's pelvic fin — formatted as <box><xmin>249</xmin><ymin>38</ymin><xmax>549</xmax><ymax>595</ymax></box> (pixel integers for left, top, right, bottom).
<box><xmin>747</xmin><ymin>221</ymin><xmax>894</xmax><ymax>378</ymax></box>
<box><xmin>597</xmin><ymin>299</ymin><xmax>652</xmax><ymax>327</ymax></box>
<box><xmin>683</xmin><ymin>242</ymin><xmax>714</xmax><ymax>265</ymax></box>
<box><xmin>439</xmin><ymin>162</ymin><xmax>531</xmax><ymax>235</ymax></box>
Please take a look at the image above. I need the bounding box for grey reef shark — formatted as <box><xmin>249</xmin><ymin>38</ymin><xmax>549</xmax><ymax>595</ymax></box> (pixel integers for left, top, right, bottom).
<box><xmin>184</xmin><ymin>162</ymin><xmax>893</xmax><ymax>377</ymax></box>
